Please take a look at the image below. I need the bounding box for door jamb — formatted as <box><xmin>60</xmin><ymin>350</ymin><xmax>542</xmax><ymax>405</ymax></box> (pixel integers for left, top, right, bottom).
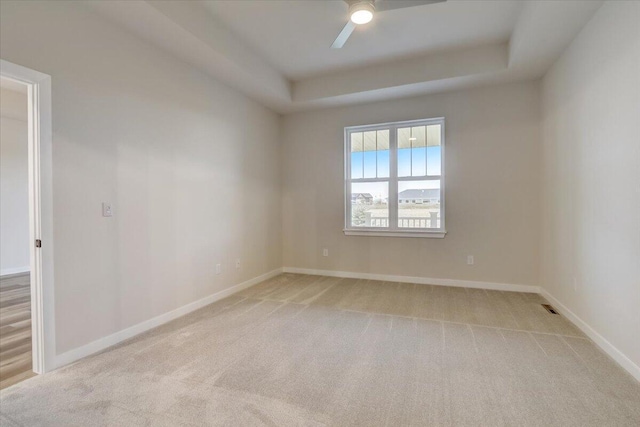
<box><xmin>1</xmin><ymin>59</ymin><xmax>55</xmax><ymax>373</ymax></box>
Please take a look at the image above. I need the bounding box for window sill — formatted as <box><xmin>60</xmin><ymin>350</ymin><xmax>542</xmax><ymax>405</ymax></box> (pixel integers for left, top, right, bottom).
<box><xmin>343</xmin><ymin>229</ymin><xmax>447</xmax><ymax>238</ymax></box>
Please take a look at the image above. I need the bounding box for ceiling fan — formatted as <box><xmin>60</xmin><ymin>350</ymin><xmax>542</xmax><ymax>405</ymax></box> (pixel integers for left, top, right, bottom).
<box><xmin>331</xmin><ymin>0</ymin><xmax>446</xmax><ymax>48</ymax></box>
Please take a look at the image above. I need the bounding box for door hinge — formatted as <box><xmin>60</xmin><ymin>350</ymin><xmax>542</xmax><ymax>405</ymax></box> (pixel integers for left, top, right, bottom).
<box><xmin>35</xmin><ymin>239</ymin><xmax>42</xmax><ymax>248</ymax></box>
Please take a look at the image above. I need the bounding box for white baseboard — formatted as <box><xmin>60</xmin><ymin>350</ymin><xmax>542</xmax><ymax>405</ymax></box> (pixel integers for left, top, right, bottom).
<box><xmin>541</xmin><ymin>288</ymin><xmax>640</xmax><ymax>382</ymax></box>
<box><xmin>1</xmin><ymin>266</ymin><xmax>30</xmax><ymax>276</ymax></box>
<box><xmin>282</xmin><ymin>267</ymin><xmax>539</xmax><ymax>293</ymax></box>
<box><xmin>54</xmin><ymin>268</ymin><xmax>283</xmax><ymax>369</ymax></box>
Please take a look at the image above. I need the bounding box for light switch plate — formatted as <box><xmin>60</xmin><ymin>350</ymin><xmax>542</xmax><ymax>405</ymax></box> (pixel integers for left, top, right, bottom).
<box><xmin>102</xmin><ymin>202</ymin><xmax>113</xmax><ymax>217</ymax></box>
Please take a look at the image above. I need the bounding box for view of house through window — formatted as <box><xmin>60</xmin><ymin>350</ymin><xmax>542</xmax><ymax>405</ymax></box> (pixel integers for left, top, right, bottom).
<box><xmin>345</xmin><ymin>118</ymin><xmax>444</xmax><ymax>236</ymax></box>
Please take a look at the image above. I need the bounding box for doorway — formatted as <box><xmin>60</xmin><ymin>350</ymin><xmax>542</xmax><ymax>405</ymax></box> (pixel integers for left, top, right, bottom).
<box><xmin>0</xmin><ymin>60</ymin><xmax>55</xmax><ymax>388</ymax></box>
<box><xmin>0</xmin><ymin>77</ymin><xmax>33</xmax><ymax>388</ymax></box>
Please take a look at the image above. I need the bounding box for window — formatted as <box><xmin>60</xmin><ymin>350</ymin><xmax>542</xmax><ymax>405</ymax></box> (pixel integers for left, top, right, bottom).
<box><xmin>344</xmin><ymin>118</ymin><xmax>445</xmax><ymax>238</ymax></box>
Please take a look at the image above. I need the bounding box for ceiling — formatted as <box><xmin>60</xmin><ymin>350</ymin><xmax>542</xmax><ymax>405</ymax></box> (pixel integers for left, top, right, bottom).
<box><xmin>203</xmin><ymin>0</ymin><xmax>522</xmax><ymax>80</ymax></box>
<box><xmin>87</xmin><ymin>0</ymin><xmax>604</xmax><ymax>113</ymax></box>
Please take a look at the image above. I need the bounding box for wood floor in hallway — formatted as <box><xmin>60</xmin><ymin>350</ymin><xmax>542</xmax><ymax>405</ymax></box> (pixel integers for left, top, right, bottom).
<box><xmin>0</xmin><ymin>273</ymin><xmax>34</xmax><ymax>389</ymax></box>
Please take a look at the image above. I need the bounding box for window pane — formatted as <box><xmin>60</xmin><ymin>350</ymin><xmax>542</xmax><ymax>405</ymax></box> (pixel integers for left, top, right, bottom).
<box><xmin>398</xmin><ymin>126</ymin><xmax>427</xmax><ymax>177</ymax></box>
<box><xmin>426</xmin><ymin>146</ymin><xmax>441</xmax><ymax>176</ymax></box>
<box><xmin>397</xmin><ymin>180</ymin><xmax>441</xmax><ymax>229</ymax></box>
<box><xmin>398</xmin><ymin>127</ymin><xmax>411</xmax><ymax>149</ymax></box>
<box><xmin>411</xmin><ymin>126</ymin><xmax>426</xmax><ymax>176</ymax></box>
<box><xmin>412</xmin><ymin>126</ymin><xmax>426</xmax><ymax>147</ymax></box>
<box><xmin>363</xmin><ymin>150</ymin><xmax>377</xmax><ymax>178</ymax></box>
<box><xmin>398</xmin><ymin>127</ymin><xmax>411</xmax><ymax>177</ymax></box>
<box><xmin>398</xmin><ymin>148</ymin><xmax>411</xmax><ymax>177</ymax></box>
<box><xmin>353</xmin><ymin>130</ymin><xmax>390</xmax><ymax>179</ymax></box>
<box><xmin>351</xmin><ymin>132</ymin><xmax>363</xmax><ymax>179</ymax></box>
<box><xmin>427</xmin><ymin>125</ymin><xmax>441</xmax><ymax>176</ymax></box>
<box><xmin>412</xmin><ymin>147</ymin><xmax>426</xmax><ymax>176</ymax></box>
<box><xmin>351</xmin><ymin>132</ymin><xmax>363</xmax><ymax>152</ymax></box>
<box><xmin>377</xmin><ymin>130</ymin><xmax>389</xmax><ymax>178</ymax></box>
<box><xmin>351</xmin><ymin>182</ymin><xmax>389</xmax><ymax>228</ymax></box>
<box><xmin>351</xmin><ymin>152</ymin><xmax>363</xmax><ymax>179</ymax></box>
<box><xmin>363</xmin><ymin>131</ymin><xmax>376</xmax><ymax>178</ymax></box>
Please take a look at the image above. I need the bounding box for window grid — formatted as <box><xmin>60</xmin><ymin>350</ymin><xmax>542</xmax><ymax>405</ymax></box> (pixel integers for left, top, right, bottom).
<box><xmin>344</xmin><ymin>118</ymin><xmax>445</xmax><ymax>237</ymax></box>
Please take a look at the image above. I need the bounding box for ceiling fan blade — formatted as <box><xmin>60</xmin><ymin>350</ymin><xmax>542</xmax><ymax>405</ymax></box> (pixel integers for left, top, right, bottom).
<box><xmin>331</xmin><ymin>20</ymin><xmax>357</xmax><ymax>49</ymax></box>
<box><xmin>376</xmin><ymin>0</ymin><xmax>446</xmax><ymax>12</ymax></box>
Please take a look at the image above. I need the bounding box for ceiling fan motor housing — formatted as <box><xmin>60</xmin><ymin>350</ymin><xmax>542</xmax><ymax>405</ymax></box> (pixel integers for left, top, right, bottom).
<box><xmin>349</xmin><ymin>1</ymin><xmax>376</xmax><ymax>24</ymax></box>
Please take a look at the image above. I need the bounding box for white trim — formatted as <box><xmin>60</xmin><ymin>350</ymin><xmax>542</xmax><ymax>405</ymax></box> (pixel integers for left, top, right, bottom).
<box><xmin>1</xmin><ymin>60</ymin><xmax>55</xmax><ymax>374</ymax></box>
<box><xmin>0</xmin><ymin>266</ymin><xmax>31</xmax><ymax>276</ymax></box>
<box><xmin>344</xmin><ymin>230</ymin><xmax>446</xmax><ymax>238</ymax></box>
<box><xmin>54</xmin><ymin>268</ymin><xmax>283</xmax><ymax>369</ymax></box>
<box><xmin>282</xmin><ymin>267</ymin><xmax>539</xmax><ymax>293</ymax></box>
<box><xmin>540</xmin><ymin>288</ymin><xmax>640</xmax><ymax>382</ymax></box>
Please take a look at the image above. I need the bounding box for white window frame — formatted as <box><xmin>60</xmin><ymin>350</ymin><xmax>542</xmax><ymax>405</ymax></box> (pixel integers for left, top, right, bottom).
<box><xmin>344</xmin><ymin>117</ymin><xmax>446</xmax><ymax>238</ymax></box>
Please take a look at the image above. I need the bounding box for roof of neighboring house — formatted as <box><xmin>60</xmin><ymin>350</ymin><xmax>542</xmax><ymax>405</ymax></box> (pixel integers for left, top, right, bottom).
<box><xmin>398</xmin><ymin>189</ymin><xmax>440</xmax><ymax>199</ymax></box>
<box><xmin>352</xmin><ymin>193</ymin><xmax>373</xmax><ymax>199</ymax></box>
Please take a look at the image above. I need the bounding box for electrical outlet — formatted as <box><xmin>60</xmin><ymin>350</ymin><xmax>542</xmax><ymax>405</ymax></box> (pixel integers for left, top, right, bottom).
<box><xmin>102</xmin><ymin>202</ymin><xmax>113</xmax><ymax>217</ymax></box>
<box><xmin>323</xmin><ymin>248</ymin><xmax>329</xmax><ymax>257</ymax></box>
<box><xmin>467</xmin><ymin>255</ymin><xmax>474</xmax><ymax>265</ymax></box>
<box><xmin>216</xmin><ymin>264</ymin><xmax>221</xmax><ymax>275</ymax></box>
<box><xmin>236</xmin><ymin>259</ymin><xmax>241</xmax><ymax>270</ymax></box>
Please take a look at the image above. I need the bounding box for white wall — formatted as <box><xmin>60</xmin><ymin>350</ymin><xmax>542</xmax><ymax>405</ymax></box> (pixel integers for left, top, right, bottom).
<box><xmin>0</xmin><ymin>86</ymin><xmax>29</xmax><ymax>275</ymax></box>
<box><xmin>2</xmin><ymin>0</ymin><xmax>638</xmax><ymax>381</ymax></box>
<box><xmin>0</xmin><ymin>1</ymin><xmax>282</xmax><ymax>354</ymax></box>
<box><xmin>282</xmin><ymin>81</ymin><xmax>541</xmax><ymax>287</ymax></box>
<box><xmin>541</xmin><ymin>1</ymin><xmax>640</xmax><ymax>372</ymax></box>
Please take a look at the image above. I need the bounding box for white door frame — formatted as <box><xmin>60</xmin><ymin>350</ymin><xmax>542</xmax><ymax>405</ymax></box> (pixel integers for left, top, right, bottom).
<box><xmin>1</xmin><ymin>59</ymin><xmax>55</xmax><ymax>374</ymax></box>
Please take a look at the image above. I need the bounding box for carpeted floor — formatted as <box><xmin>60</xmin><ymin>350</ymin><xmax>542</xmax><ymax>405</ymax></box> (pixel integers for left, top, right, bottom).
<box><xmin>1</xmin><ymin>273</ymin><xmax>639</xmax><ymax>426</ymax></box>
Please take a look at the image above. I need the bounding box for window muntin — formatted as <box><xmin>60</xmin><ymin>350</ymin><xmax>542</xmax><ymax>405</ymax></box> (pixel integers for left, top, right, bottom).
<box><xmin>345</xmin><ymin>118</ymin><xmax>445</xmax><ymax>237</ymax></box>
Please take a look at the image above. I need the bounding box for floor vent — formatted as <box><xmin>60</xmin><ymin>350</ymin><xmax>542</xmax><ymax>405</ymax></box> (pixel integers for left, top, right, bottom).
<box><xmin>542</xmin><ymin>304</ymin><xmax>559</xmax><ymax>315</ymax></box>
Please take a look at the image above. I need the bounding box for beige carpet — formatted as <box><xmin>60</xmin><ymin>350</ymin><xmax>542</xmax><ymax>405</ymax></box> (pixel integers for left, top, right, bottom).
<box><xmin>1</xmin><ymin>273</ymin><xmax>639</xmax><ymax>426</ymax></box>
